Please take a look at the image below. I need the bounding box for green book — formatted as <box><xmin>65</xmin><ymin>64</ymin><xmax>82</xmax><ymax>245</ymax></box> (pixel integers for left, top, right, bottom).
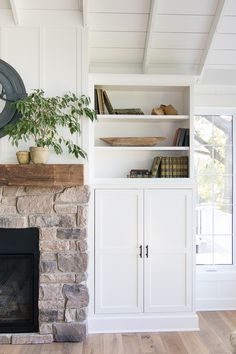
<box><xmin>172</xmin><ymin>157</ymin><xmax>177</xmax><ymax>178</ymax></box>
<box><xmin>150</xmin><ymin>156</ymin><xmax>162</xmax><ymax>178</ymax></box>
<box><xmin>103</xmin><ymin>90</ymin><xmax>114</xmax><ymax>114</ymax></box>
<box><xmin>165</xmin><ymin>156</ymin><xmax>171</xmax><ymax>178</ymax></box>
<box><xmin>160</xmin><ymin>157</ymin><xmax>166</xmax><ymax>178</ymax></box>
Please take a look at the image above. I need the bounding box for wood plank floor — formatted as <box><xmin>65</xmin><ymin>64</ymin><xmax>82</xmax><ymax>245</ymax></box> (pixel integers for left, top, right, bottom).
<box><xmin>0</xmin><ymin>311</ymin><xmax>236</xmax><ymax>354</ymax></box>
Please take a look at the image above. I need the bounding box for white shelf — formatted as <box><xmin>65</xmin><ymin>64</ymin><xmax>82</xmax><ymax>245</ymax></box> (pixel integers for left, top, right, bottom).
<box><xmin>95</xmin><ymin>146</ymin><xmax>189</xmax><ymax>151</ymax></box>
<box><xmin>97</xmin><ymin>114</ymin><xmax>189</xmax><ymax>122</ymax></box>
<box><xmin>92</xmin><ymin>178</ymin><xmax>193</xmax><ymax>186</ymax></box>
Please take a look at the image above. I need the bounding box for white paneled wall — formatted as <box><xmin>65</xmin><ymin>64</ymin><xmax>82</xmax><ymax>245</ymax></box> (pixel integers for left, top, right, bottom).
<box><xmin>0</xmin><ymin>24</ymin><xmax>86</xmax><ymax>164</ymax></box>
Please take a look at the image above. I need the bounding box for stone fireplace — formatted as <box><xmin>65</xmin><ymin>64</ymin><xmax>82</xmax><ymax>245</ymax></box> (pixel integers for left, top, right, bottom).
<box><xmin>0</xmin><ymin>185</ymin><xmax>89</xmax><ymax>344</ymax></box>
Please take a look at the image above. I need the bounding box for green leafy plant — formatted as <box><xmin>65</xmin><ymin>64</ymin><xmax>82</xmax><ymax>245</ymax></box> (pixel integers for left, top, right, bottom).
<box><xmin>4</xmin><ymin>89</ymin><xmax>97</xmax><ymax>159</ymax></box>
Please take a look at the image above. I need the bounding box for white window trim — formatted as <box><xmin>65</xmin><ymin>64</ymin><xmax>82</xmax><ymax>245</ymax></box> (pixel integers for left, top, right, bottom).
<box><xmin>194</xmin><ymin>107</ymin><xmax>236</xmax><ymax>272</ymax></box>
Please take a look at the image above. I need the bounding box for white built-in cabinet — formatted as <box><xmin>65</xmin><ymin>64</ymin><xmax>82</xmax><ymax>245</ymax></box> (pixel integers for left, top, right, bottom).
<box><xmin>95</xmin><ymin>189</ymin><xmax>193</xmax><ymax>315</ymax></box>
<box><xmin>88</xmin><ymin>74</ymin><xmax>198</xmax><ymax>333</ymax></box>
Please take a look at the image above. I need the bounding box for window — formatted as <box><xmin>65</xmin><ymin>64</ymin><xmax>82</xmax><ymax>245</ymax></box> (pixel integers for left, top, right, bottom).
<box><xmin>194</xmin><ymin>115</ymin><xmax>233</xmax><ymax>266</ymax></box>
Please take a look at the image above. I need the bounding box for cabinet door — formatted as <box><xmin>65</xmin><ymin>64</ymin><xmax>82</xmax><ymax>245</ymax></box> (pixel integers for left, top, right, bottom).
<box><xmin>95</xmin><ymin>189</ymin><xmax>143</xmax><ymax>314</ymax></box>
<box><xmin>144</xmin><ymin>189</ymin><xmax>193</xmax><ymax>313</ymax></box>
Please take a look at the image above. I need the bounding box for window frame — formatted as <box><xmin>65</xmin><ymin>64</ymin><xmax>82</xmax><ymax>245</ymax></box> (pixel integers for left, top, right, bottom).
<box><xmin>194</xmin><ymin>107</ymin><xmax>236</xmax><ymax>271</ymax></box>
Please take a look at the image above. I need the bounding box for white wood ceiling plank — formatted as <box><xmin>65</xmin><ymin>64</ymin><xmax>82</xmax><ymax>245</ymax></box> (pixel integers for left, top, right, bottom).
<box><xmin>89</xmin><ymin>32</ymin><xmax>145</xmax><ymax>49</ymax></box>
<box><xmin>150</xmin><ymin>49</ymin><xmax>203</xmax><ymax>64</ymax></box>
<box><xmin>9</xmin><ymin>0</ymin><xmax>19</xmax><ymax>24</ymax></box>
<box><xmin>157</xmin><ymin>0</ymin><xmax>218</xmax><ymax>15</ymax></box>
<box><xmin>152</xmin><ymin>33</ymin><xmax>208</xmax><ymax>49</ymax></box>
<box><xmin>82</xmin><ymin>0</ymin><xmax>87</xmax><ymax>26</ymax></box>
<box><xmin>17</xmin><ymin>0</ymin><xmax>80</xmax><ymax>10</ymax></box>
<box><xmin>143</xmin><ymin>0</ymin><xmax>159</xmax><ymax>73</ymax></box>
<box><xmin>154</xmin><ymin>15</ymin><xmax>213</xmax><ymax>33</ymax></box>
<box><xmin>20</xmin><ymin>10</ymin><xmax>82</xmax><ymax>27</ymax></box>
<box><xmin>225</xmin><ymin>0</ymin><xmax>236</xmax><ymax>15</ymax></box>
<box><xmin>208</xmin><ymin>50</ymin><xmax>236</xmax><ymax>65</ymax></box>
<box><xmin>88</xmin><ymin>0</ymin><xmax>150</xmax><ymax>14</ymax></box>
<box><xmin>219</xmin><ymin>16</ymin><xmax>236</xmax><ymax>33</ymax></box>
<box><xmin>89</xmin><ymin>48</ymin><xmax>143</xmax><ymax>64</ymax></box>
<box><xmin>198</xmin><ymin>0</ymin><xmax>228</xmax><ymax>76</ymax></box>
<box><xmin>88</xmin><ymin>13</ymin><xmax>148</xmax><ymax>32</ymax></box>
<box><xmin>214</xmin><ymin>34</ymin><xmax>236</xmax><ymax>49</ymax></box>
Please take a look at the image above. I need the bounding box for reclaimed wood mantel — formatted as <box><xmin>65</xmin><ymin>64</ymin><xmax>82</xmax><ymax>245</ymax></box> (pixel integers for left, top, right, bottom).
<box><xmin>0</xmin><ymin>164</ymin><xmax>84</xmax><ymax>186</ymax></box>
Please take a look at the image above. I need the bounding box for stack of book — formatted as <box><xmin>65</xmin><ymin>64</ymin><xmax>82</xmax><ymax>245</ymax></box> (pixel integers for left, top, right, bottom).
<box><xmin>94</xmin><ymin>89</ymin><xmax>144</xmax><ymax>115</ymax></box>
<box><xmin>127</xmin><ymin>169</ymin><xmax>150</xmax><ymax>178</ymax></box>
<box><xmin>151</xmin><ymin>156</ymin><xmax>189</xmax><ymax>178</ymax></box>
<box><xmin>173</xmin><ymin>128</ymin><xmax>189</xmax><ymax>146</ymax></box>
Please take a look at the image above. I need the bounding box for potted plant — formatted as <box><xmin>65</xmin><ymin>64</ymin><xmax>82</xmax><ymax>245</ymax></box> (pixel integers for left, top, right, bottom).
<box><xmin>4</xmin><ymin>89</ymin><xmax>96</xmax><ymax>164</ymax></box>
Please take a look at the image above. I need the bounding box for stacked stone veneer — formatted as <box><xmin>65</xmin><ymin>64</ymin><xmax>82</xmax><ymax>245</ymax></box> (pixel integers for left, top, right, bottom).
<box><xmin>0</xmin><ymin>185</ymin><xmax>89</xmax><ymax>344</ymax></box>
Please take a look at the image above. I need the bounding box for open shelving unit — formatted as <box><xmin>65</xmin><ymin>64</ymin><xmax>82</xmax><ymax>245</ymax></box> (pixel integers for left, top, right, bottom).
<box><xmin>88</xmin><ymin>74</ymin><xmax>195</xmax><ymax>184</ymax></box>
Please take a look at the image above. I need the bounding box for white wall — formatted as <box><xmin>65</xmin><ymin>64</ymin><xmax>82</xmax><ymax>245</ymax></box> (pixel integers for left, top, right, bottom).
<box><xmin>0</xmin><ymin>12</ymin><xmax>88</xmax><ymax>164</ymax></box>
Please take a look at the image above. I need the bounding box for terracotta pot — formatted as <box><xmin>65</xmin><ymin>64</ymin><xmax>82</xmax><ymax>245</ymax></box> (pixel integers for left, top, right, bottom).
<box><xmin>16</xmin><ymin>151</ymin><xmax>30</xmax><ymax>164</ymax></box>
<box><xmin>30</xmin><ymin>146</ymin><xmax>50</xmax><ymax>164</ymax></box>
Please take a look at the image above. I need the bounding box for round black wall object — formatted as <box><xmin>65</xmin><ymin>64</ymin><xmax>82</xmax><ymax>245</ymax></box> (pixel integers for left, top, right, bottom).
<box><xmin>0</xmin><ymin>59</ymin><xmax>26</xmax><ymax>137</ymax></box>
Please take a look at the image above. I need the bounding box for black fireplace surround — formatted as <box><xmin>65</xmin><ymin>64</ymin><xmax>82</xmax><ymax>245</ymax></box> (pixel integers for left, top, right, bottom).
<box><xmin>0</xmin><ymin>228</ymin><xmax>39</xmax><ymax>333</ymax></box>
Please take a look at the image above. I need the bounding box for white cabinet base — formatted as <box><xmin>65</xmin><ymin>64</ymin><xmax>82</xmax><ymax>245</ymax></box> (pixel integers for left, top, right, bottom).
<box><xmin>88</xmin><ymin>313</ymin><xmax>199</xmax><ymax>333</ymax></box>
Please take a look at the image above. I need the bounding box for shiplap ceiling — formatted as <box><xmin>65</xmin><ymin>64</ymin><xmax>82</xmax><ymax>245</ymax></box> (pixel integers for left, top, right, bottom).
<box><xmin>87</xmin><ymin>0</ymin><xmax>236</xmax><ymax>78</ymax></box>
<box><xmin>1</xmin><ymin>0</ymin><xmax>236</xmax><ymax>80</ymax></box>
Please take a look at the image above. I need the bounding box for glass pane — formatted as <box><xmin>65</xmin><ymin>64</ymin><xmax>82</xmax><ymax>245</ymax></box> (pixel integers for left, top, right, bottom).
<box><xmin>194</xmin><ymin>146</ymin><xmax>214</xmax><ymax>175</ymax></box>
<box><xmin>196</xmin><ymin>205</ymin><xmax>213</xmax><ymax>235</ymax></box>
<box><xmin>213</xmin><ymin>115</ymin><xmax>233</xmax><ymax>146</ymax></box>
<box><xmin>213</xmin><ymin>146</ymin><xmax>232</xmax><ymax>176</ymax></box>
<box><xmin>214</xmin><ymin>236</ymin><xmax>232</xmax><ymax>265</ymax></box>
<box><xmin>194</xmin><ymin>114</ymin><xmax>233</xmax><ymax>267</ymax></box>
<box><xmin>214</xmin><ymin>177</ymin><xmax>233</xmax><ymax>204</ymax></box>
<box><xmin>196</xmin><ymin>176</ymin><xmax>213</xmax><ymax>204</ymax></box>
<box><xmin>196</xmin><ymin>236</ymin><xmax>213</xmax><ymax>265</ymax></box>
<box><xmin>214</xmin><ymin>204</ymin><xmax>232</xmax><ymax>235</ymax></box>
<box><xmin>195</xmin><ymin>116</ymin><xmax>214</xmax><ymax>145</ymax></box>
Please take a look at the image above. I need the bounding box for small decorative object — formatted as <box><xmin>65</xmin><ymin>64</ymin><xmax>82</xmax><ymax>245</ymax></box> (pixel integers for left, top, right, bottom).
<box><xmin>29</xmin><ymin>146</ymin><xmax>50</xmax><ymax>164</ymax></box>
<box><xmin>127</xmin><ymin>169</ymin><xmax>150</xmax><ymax>178</ymax></box>
<box><xmin>4</xmin><ymin>89</ymin><xmax>97</xmax><ymax>163</ymax></box>
<box><xmin>16</xmin><ymin>151</ymin><xmax>30</xmax><ymax>164</ymax></box>
<box><xmin>160</xmin><ymin>104</ymin><xmax>178</xmax><ymax>115</ymax></box>
<box><xmin>0</xmin><ymin>59</ymin><xmax>26</xmax><ymax>138</ymax></box>
<box><xmin>100</xmin><ymin>137</ymin><xmax>166</xmax><ymax>147</ymax></box>
<box><xmin>151</xmin><ymin>107</ymin><xmax>165</xmax><ymax>115</ymax></box>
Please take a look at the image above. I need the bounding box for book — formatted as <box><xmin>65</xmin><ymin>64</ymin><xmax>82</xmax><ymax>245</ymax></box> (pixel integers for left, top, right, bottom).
<box><xmin>184</xmin><ymin>129</ymin><xmax>189</xmax><ymax>146</ymax></box>
<box><xmin>128</xmin><ymin>169</ymin><xmax>150</xmax><ymax>178</ymax></box>
<box><xmin>150</xmin><ymin>156</ymin><xmax>162</xmax><ymax>178</ymax></box>
<box><xmin>94</xmin><ymin>89</ymin><xmax>99</xmax><ymax>114</ymax></box>
<box><xmin>113</xmin><ymin>108</ymin><xmax>144</xmax><ymax>115</ymax></box>
<box><xmin>96</xmin><ymin>89</ymin><xmax>102</xmax><ymax>114</ymax></box>
<box><xmin>177</xmin><ymin>128</ymin><xmax>186</xmax><ymax>146</ymax></box>
<box><xmin>160</xmin><ymin>157</ymin><xmax>166</xmax><ymax>178</ymax></box>
<box><xmin>103</xmin><ymin>90</ymin><xmax>114</xmax><ymax>114</ymax></box>
<box><xmin>173</xmin><ymin>128</ymin><xmax>180</xmax><ymax>146</ymax></box>
<box><xmin>173</xmin><ymin>128</ymin><xmax>189</xmax><ymax>147</ymax></box>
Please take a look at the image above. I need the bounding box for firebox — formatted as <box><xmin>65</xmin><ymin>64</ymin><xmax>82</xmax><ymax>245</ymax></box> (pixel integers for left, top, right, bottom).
<box><xmin>0</xmin><ymin>228</ymin><xmax>39</xmax><ymax>333</ymax></box>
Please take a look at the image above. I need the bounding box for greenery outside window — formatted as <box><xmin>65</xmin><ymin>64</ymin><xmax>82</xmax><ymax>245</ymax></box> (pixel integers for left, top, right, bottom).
<box><xmin>194</xmin><ymin>115</ymin><xmax>233</xmax><ymax>266</ymax></box>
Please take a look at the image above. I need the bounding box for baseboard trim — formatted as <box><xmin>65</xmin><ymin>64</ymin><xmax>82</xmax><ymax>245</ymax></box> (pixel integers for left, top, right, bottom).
<box><xmin>197</xmin><ymin>298</ymin><xmax>236</xmax><ymax>311</ymax></box>
<box><xmin>88</xmin><ymin>313</ymin><xmax>199</xmax><ymax>334</ymax></box>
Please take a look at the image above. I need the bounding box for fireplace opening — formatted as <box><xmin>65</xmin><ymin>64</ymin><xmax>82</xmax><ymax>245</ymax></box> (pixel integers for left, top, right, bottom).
<box><xmin>0</xmin><ymin>228</ymin><xmax>39</xmax><ymax>333</ymax></box>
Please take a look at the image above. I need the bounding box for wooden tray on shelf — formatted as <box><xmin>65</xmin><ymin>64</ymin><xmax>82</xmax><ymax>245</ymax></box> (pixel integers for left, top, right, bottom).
<box><xmin>100</xmin><ymin>137</ymin><xmax>166</xmax><ymax>146</ymax></box>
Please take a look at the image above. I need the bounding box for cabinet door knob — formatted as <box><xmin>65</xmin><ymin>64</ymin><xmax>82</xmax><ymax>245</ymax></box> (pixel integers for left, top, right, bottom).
<box><xmin>139</xmin><ymin>245</ymin><xmax>143</xmax><ymax>258</ymax></box>
<box><xmin>146</xmin><ymin>245</ymin><xmax>149</xmax><ymax>258</ymax></box>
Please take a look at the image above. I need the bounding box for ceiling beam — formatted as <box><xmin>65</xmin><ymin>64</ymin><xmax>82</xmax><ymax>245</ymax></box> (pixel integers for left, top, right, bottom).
<box><xmin>82</xmin><ymin>0</ymin><xmax>88</xmax><ymax>27</ymax></box>
<box><xmin>9</xmin><ymin>0</ymin><xmax>20</xmax><ymax>25</ymax></box>
<box><xmin>198</xmin><ymin>0</ymin><xmax>228</xmax><ymax>77</ymax></box>
<box><xmin>143</xmin><ymin>0</ymin><xmax>159</xmax><ymax>73</ymax></box>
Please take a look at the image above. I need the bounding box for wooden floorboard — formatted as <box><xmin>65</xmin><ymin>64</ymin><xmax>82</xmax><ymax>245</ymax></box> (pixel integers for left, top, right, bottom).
<box><xmin>0</xmin><ymin>311</ymin><xmax>236</xmax><ymax>354</ymax></box>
